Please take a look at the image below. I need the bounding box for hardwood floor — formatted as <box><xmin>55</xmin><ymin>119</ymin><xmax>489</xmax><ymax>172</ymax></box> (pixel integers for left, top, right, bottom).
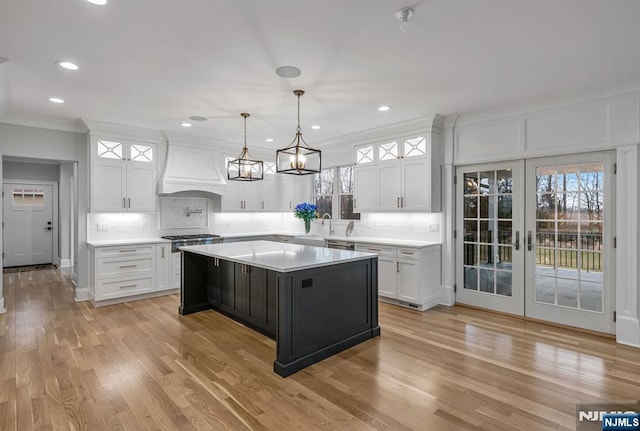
<box><xmin>1</xmin><ymin>269</ymin><xmax>639</xmax><ymax>431</ymax></box>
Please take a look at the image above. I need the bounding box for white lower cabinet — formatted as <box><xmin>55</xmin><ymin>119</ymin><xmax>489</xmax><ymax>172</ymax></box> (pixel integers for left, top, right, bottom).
<box><xmin>156</xmin><ymin>243</ymin><xmax>172</xmax><ymax>291</ymax></box>
<box><xmin>89</xmin><ymin>242</ymin><xmax>176</xmax><ymax>304</ymax></box>
<box><xmin>171</xmin><ymin>252</ymin><xmax>182</xmax><ymax>289</ymax></box>
<box><xmin>355</xmin><ymin>243</ymin><xmax>441</xmax><ymax>311</ymax></box>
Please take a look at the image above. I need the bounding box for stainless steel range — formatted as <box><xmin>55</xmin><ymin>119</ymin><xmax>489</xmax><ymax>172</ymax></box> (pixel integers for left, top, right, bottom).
<box><xmin>162</xmin><ymin>234</ymin><xmax>223</xmax><ymax>252</ymax></box>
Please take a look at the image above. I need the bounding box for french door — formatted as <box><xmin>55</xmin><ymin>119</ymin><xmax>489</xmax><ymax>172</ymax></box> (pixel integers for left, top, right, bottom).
<box><xmin>456</xmin><ymin>152</ymin><xmax>615</xmax><ymax>334</ymax></box>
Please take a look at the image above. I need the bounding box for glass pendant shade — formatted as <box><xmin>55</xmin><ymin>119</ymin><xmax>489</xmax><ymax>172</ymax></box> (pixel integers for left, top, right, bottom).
<box><xmin>276</xmin><ymin>90</ymin><xmax>321</xmax><ymax>175</ymax></box>
<box><xmin>228</xmin><ymin>113</ymin><xmax>263</xmax><ymax>181</ymax></box>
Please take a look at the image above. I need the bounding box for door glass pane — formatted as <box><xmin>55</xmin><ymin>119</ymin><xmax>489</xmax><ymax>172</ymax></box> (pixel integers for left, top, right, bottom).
<box><xmin>404</xmin><ymin>137</ymin><xmax>426</xmax><ymax>158</ymax></box>
<box><xmin>378</xmin><ymin>142</ymin><xmax>398</xmax><ymax>161</ymax></box>
<box><xmin>462</xmin><ymin>168</ymin><xmax>514</xmax><ymax>298</ymax></box>
<box><xmin>131</xmin><ymin>144</ymin><xmax>153</xmax><ymax>162</ymax></box>
<box><xmin>97</xmin><ymin>140</ymin><xmax>122</xmax><ymax>159</ymax></box>
<box><xmin>534</xmin><ymin>162</ymin><xmax>604</xmax><ymax>312</ymax></box>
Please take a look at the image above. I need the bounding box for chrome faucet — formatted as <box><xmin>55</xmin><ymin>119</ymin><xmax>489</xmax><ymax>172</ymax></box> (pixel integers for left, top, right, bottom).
<box><xmin>322</xmin><ymin>213</ymin><xmax>335</xmax><ymax>235</ymax></box>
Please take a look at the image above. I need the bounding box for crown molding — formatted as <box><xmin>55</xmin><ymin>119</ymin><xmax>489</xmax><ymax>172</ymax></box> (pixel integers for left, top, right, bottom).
<box><xmin>317</xmin><ymin>114</ymin><xmax>445</xmax><ymax>150</ymax></box>
<box><xmin>82</xmin><ymin>119</ymin><xmax>166</xmax><ymax>143</ymax></box>
<box><xmin>1</xmin><ymin>113</ymin><xmax>87</xmax><ymax>134</ymax></box>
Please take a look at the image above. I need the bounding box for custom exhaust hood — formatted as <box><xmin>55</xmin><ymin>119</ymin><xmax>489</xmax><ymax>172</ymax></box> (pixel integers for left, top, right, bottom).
<box><xmin>158</xmin><ymin>137</ymin><xmax>227</xmax><ymax>195</ymax></box>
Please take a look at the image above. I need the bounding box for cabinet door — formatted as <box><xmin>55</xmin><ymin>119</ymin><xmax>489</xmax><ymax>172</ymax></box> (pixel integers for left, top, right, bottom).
<box><xmin>207</xmin><ymin>258</ymin><xmax>221</xmax><ymax>305</ymax></box>
<box><xmin>93</xmin><ymin>159</ymin><xmax>126</xmax><ymax>211</ymax></box>
<box><xmin>398</xmin><ymin>258</ymin><xmax>420</xmax><ymax>303</ymax></box>
<box><xmin>242</xmin><ymin>181</ymin><xmax>262</xmax><ymax>211</ymax></box>
<box><xmin>402</xmin><ymin>158</ymin><xmax>430</xmax><ymax>211</ymax></box>
<box><xmin>219</xmin><ymin>259</ymin><xmax>234</xmax><ymax>310</ymax></box>
<box><xmin>156</xmin><ymin>244</ymin><xmax>172</xmax><ymax>291</ymax></box>
<box><xmin>221</xmin><ymin>179</ymin><xmax>243</xmax><ymax>211</ymax></box>
<box><xmin>234</xmin><ymin>263</ymin><xmax>249</xmax><ymax>316</ymax></box>
<box><xmin>171</xmin><ymin>252</ymin><xmax>181</xmax><ymax>289</ymax></box>
<box><xmin>260</xmin><ymin>176</ymin><xmax>279</xmax><ymax>210</ymax></box>
<box><xmin>279</xmin><ymin>176</ymin><xmax>311</xmax><ymax>210</ymax></box>
<box><xmin>353</xmin><ymin>166</ymin><xmax>377</xmax><ymax>211</ymax></box>
<box><xmin>247</xmin><ymin>266</ymin><xmax>267</xmax><ymax>326</ymax></box>
<box><xmin>378</xmin><ymin>256</ymin><xmax>398</xmax><ymax>299</ymax></box>
<box><xmin>377</xmin><ymin>163</ymin><xmax>402</xmax><ymax>210</ymax></box>
<box><xmin>126</xmin><ymin>162</ymin><xmax>156</xmax><ymax>211</ymax></box>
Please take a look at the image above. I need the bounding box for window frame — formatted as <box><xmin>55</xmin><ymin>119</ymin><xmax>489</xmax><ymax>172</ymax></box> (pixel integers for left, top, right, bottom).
<box><xmin>313</xmin><ymin>165</ymin><xmax>361</xmax><ymax>222</ymax></box>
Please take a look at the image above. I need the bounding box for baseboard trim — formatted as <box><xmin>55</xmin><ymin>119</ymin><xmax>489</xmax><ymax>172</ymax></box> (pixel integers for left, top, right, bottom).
<box><xmin>74</xmin><ymin>287</ymin><xmax>90</xmax><ymax>302</ymax></box>
<box><xmin>59</xmin><ymin>258</ymin><xmax>72</xmax><ymax>268</ymax></box>
<box><xmin>617</xmin><ymin>316</ymin><xmax>640</xmax><ymax>347</ymax></box>
<box><xmin>0</xmin><ymin>297</ymin><xmax>5</xmax><ymax>314</ymax></box>
<box><xmin>93</xmin><ymin>289</ymin><xmax>179</xmax><ymax>307</ymax></box>
<box><xmin>440</xmin><ymin>284</ymin><xmax>455</xmax><ymax>306</ymax></box>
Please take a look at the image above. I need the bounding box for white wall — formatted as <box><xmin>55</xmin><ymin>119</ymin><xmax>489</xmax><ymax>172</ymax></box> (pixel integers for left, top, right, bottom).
<box><xmin>442</xmin><ymin>86</ymin><xmax>640</xmax><ymax>346</ymax></box>
<box><xmin>3</xmin><ymin>161</ymin><xmax>60</xmax><ymax>182</ymax></box>
<box><xmin>0</xmin><ymin>123</ymin><xmax>88</xmax><ymax>309</ymax></box>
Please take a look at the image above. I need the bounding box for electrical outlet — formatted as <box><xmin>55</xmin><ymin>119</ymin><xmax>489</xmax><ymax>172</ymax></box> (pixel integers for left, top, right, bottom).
<box><xmin>428</xmin><ymin>223</ymin><xmax>439</xmax><ymax>232</ymax></box>
<box><xmin>97</xmin><ymin>223</ymin><xmax>110</xmax><ymax>231</ymax></box>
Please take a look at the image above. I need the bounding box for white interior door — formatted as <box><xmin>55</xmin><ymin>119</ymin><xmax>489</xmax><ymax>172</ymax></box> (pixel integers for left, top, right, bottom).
<box><xmin>456</xmin><ymin>161</ymin><xmax>525</xmax><ymax>315</ymax></box>
<box><xmin>525</xmin><ymin>153</ymin><xmax>615</xmax><ymax>333</ymax></box>
<box><xmin>3</xmin><ymin>183</ymin><xmax>54</xmax><ymax>267</ymax></box>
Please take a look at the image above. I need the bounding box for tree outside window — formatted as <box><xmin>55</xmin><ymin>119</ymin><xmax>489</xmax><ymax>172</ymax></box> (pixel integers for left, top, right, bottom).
<box><xmin>313</xmin><ymin>165</ymin><xmax>360</xmax><ymax>221</ymax></box>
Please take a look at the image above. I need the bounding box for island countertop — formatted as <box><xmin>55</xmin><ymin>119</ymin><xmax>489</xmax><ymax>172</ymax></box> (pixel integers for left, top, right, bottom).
<box><xmin>180</xmin><ymin>240</ymin><xmax>376</xmax><ymax>273</ymax></box>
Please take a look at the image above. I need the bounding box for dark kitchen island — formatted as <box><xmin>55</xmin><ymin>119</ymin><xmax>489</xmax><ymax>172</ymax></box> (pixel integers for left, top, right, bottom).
<box><xmin>179</xmin><ymin>240</ymin><xmax>380</xmax><ymax>377</ymax></box>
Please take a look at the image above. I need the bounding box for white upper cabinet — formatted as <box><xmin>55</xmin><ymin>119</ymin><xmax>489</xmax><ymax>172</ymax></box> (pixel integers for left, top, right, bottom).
<box><xmin>278</xmin><ymin>175</ymin><xmax>312</xmax><ymax>211</ymax></box>
<box><xmin>353</xmin><ymin>132</ymin><xmax>441</xmax><ymax>212</ymax></box>
<box><xmin>221</xmin><ymin>157</ymin><xmax>282</xmax><ymax>211</ymax></box>
<box><xmin>91</xmin><ymin>138</ymin><xmax>157</xmax><ymax>212</ymax></box>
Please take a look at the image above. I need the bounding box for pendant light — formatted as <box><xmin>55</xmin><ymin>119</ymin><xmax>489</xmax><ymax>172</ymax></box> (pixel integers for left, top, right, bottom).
<box><xmin>228</xmin><ymin>113</ymin><xmax>264</xmax><ymax>181</ymax></box>
<box><xmin>276</xmin><ymin>90</ymin><xmax>321</xmax><ymax>175</ymax></box>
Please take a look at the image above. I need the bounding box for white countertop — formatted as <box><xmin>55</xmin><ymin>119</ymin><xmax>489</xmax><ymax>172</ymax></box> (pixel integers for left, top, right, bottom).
<box><xmin>180</xmin><ymin>240</ymin><xmax>376</xmax><ymax>273</ymax></box>
<box><xmin>87</xmin><ymin>238</ymin><xmax>170</xmax><ymax>247</ymax></box>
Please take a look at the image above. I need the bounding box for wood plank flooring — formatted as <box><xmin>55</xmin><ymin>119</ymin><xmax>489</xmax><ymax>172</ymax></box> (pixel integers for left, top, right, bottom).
<box><xmin>1</xmin><ymin>269</ymin><xmax>639</xmax><ymax>430</ymax></box>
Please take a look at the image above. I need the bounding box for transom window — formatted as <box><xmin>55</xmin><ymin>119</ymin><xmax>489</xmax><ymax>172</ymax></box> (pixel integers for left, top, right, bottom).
<box><xmin>97</xmin><ymin>140</ymin><xmax>122</xmax><ymax>160</ymax></box>
<box><xmin>355</xmin><ymin>145</ymin><xmax>374</xmax><ymax>165</ymax></box>
<box><xmin>378</xmin><ymin>141</ymin><xmax>398</xmax><ymax>161</ymax></box>
<box><xmin>130</xmin><ymin>144</ymin><xmax>153</xmax><ymax>163</ymax></box>
<box><xmin>404</xmin><ymin>136</ymin><xmax>426</xmax><ymax>158</ymax></box>
<box><xmin>264</xmin><ymin>161</ymin><xmax>276</xmax><ymax>175</ymax></box>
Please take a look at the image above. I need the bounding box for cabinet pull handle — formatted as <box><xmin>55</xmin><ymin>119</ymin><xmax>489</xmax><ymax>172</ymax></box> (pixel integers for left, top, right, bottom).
<box><xmin>354</xmin><ymin>198</ymin><xmax>357</xmax><ymax>208</ymax></box>
<box><xmin>397</xmin><ymin>261</ymin><xmax>400</xmax><ymax>272</ymax></box>
<box><xmin>401</xmin><ymin>197</ymin><xmax>404</xmax><ymax>207</ymax></box>
<box><xmin>119</xmin><ymin>264</ymin><xmax>137</xmax><ymax>269</ymax></box>
<box><xmin>128</xmin><ymin>198</ymin><xmax>131</xmax><ymax>209</ymax></box>
<box><xmin>119</xmin><ymin>249</ymin><xmax>137</xmax><ymax>253</ymax></box>
<box><xmin>119</xmin><ymin>284</ymin><xmax>137</xmax><ymax>289</ymax></box>
<box><xmin>368</xmin><ymin>248</ymin><xmax>381</xmax><ymax>252</ymax></box>
<box><xmin>161</xmin><ymin>247</ymin><xmax>165</xmax><ymax>258</ymax></box>
<box><xmin>262</xmin><ymin>201</ymin><xmax>265</xmax><ymax>209</ymax></box>
<box><xmin>401</xmin><ymin>251</ymin><xmax>414</xmax><ymax>255</ymax></box>
<box><xmin>123</xmin><ymin>197</ymin><xmax>126</xmax><ymax>208</ymax></box>
<box><xmin>397</xmin><ymin>197</ymin><xmax>400</xmax><ymax>208</ymax></box>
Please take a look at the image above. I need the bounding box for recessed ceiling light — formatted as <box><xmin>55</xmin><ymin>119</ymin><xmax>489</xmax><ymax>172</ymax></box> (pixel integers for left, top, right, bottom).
<box><xmin>86</xmin><ymin>0</ymin><xmax>107</xmax><ymax>5</ymax></box>
<box><xmin>378</xmin><ymin>105</ymin><xmax>391</xmax><ymax>112</ymax></box>
<box><xmin>189</xmin><ymin>115</ymin><xmax>208</xmax><ymax>122</ymax></box>
<box><xmin>55</xmin><ymin>60</ymin><xmax>79</xmax><ymax>70</ymax></box>
<box><xmin>275</xmin><ymin>66</ymin><xmax>302</xmax><ymax>78</ymax></box>
<box><xmin>266</xmin><ymin>138</ymin><xmax>274</xmax><ymax>143</ymax></box>
<box><xmin>49</xmin><ymin>97</ymin><xmax>65</xmax><ymax>104</ymax></box>
<box><xmin>180</xmin><ymin>122</ymin><xmax>192</xmax><ymax>128</ymax></box>
<box><xmin>311</xmin><ymin>125</ymin><xmax>320</xmax><ymax>130</ymax></box>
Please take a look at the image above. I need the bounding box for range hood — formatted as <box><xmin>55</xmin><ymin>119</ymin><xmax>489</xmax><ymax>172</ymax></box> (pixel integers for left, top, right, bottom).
<box><xmin>158</xmin><ymin>141</ymin><xmax>227</xmax><ymax>195</ymax></box>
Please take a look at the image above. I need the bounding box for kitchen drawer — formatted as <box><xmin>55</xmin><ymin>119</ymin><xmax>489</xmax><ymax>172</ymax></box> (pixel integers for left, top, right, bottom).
<box><xmin>97</xmin><ymin>256</ymin><xmax>154</xmax><ymax>279</ymax></box>
<box><xmin>355</xmin><ymin>243</ymin><xmax>396</xmax><ymax>257</ymax></box>
<box><xmin>95</xmin><ymin>276</ymin><xmax>154</xmax><ymax>301</ymax></box>
<box><xmin>96</xmin><ymin>245</ymin><xmax>155</xmax><ymax>258</ymax></box>
<box><xmin>397</xmin><ymin>247</ymin><xmax>420</xmax><ymax>260</ymax></box>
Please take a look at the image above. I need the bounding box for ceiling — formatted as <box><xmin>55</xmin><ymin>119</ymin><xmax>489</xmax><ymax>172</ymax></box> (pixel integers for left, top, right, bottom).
<box><xmin>1</xmin><ymin>0</ymin><xmax>639</xmax><ymax>149</ymax></box>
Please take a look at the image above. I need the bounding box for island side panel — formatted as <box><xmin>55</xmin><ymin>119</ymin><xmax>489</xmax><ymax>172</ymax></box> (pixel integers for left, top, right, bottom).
<box><xmin>180</xmin><ymin>251</ymin><xmax>211</xmax><ymax>315</ymax></box>
<box><xmin>274</xmin><ymin>257</ymin><xmax>380</xmax><ymax>377</ymax></box>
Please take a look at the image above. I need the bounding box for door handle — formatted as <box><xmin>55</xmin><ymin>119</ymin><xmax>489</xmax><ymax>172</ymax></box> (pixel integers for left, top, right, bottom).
<box><xmin>513</xmin><ymin>231</ymin><xmax>520</xmax><ymax>250</ymax></box>
<box><xmin>527</xmin><ymin>230</ymin><xmax>534</xmax><ymax>251</ymax></box>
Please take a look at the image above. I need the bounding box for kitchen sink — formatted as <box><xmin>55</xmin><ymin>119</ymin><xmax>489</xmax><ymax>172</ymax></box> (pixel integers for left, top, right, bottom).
<box><xmin>292</xmin><ymin>235</ymin><xmax>327</xmax><ymax>247</ymax></box>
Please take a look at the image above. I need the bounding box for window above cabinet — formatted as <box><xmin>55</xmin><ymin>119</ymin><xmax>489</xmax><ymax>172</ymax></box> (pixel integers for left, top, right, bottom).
<box><xmin>355</xmin><ymin>135</ymin><xmax>428</xmax><ymax>165</ymax></box>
